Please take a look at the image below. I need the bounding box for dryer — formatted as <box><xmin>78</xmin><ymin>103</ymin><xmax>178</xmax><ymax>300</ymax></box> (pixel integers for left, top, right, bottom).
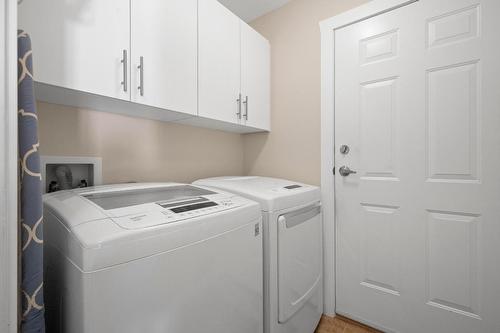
<box><xmin>193</xmin><ymin>177</ymin><xmax>323</xmax><ymax>333</ymax></box>
<box><xmin>43</xmin><ymin>183</ymin><xmax>263</xmax><ymax>333</ymax></box>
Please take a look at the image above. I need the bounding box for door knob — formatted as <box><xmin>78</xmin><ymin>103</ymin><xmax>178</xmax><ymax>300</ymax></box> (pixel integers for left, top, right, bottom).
<box><xmin>339</xmin><ymin>166</ymin><xmax>357</xmax><ymax>177</ymax></box>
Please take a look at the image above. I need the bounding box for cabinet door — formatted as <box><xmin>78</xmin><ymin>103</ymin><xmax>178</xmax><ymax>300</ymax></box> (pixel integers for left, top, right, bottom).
<box><xmin>198</xmin><ymin>0</ymin><xmax>241</xmax><ymax>124</ymax></box>
<box><xmin>131</xmin><ymin>0</ymin><xmax>197</xmax><ymax>115</ymax></box>
<box><xmin>18</xmin><ymin>0</ymin><xmax>130</xmax><ymax>101</ymax></box>
<box><xmin>241</xmin><ymin>22</ymin><xmax>271</xmax><ymax>131</ymax></box>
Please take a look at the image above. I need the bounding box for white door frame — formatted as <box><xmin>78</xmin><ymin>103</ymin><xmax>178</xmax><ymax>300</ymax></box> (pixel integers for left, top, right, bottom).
<box><xmin>0</xmin><ymin>0</ymin><xmax>18</xmax><ymax>332</ymax></box>
<box><xmin>319</xmin><ymin>0</ymin><xmax>418</xmax><ymax>316</ymax></box>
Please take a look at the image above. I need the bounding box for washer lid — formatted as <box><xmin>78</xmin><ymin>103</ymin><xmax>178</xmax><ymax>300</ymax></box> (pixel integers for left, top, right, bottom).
<box><xmin>82</xmin><ymin>185</ymin><xmax>216</xmax><ymax>211</ymax></box>
<box><xmin>193</xmin><ymin>177</ymin><xmax>320</xmax><ymax>212</ymax></box>
<box><xmin>43</xmin><ymin>183</ymin><xmax>221</xmax><ymax>228</ymax></box>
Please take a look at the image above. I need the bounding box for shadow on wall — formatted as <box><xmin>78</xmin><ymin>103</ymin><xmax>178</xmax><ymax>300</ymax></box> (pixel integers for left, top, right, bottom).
<box><xmin>243</xmin><ymin>132</ymin><xmax>269</xmax><ymax>175</ymax></box>
<box><xmin>36</xmin><ymin>102</ymin><xmax>246</xmax><ymax>184</ymax></box>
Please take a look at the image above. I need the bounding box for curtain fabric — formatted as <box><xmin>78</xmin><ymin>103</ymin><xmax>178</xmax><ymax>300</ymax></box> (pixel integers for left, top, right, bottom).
<box><xmin>18</xmin><ymin>30</ymin><xmax>45</xmax><ymax>333</ymax></box>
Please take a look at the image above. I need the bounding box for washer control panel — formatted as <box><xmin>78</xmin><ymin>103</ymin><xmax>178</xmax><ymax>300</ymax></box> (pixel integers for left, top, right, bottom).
<box><xmin>161</xmin><ymin>198</ymin><xmax>238</xmax><ymax>220</ymax></box>
<box><xmin>170</xmin><ymin>201</ymin><xmax>218</xmax><ymax>213</ymax></box>
<box><xmin>114</xmin><ymin>197</ymin><xmax>241</xmax><ymax>229</ymax></box>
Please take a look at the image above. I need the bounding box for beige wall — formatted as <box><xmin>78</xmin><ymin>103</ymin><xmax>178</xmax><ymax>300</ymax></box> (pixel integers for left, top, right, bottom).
<box><xmin>37</xmin><ymin>102</ymin><xmax>244</xmax><ymax>184</ymax></box>
<box><xmin>244</xmin><ymin>0</ymin><xmax>369</xmax><ymax>186</ymax></box>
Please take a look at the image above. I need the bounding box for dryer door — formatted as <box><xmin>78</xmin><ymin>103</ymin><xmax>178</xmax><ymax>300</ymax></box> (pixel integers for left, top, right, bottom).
<box><xmin>277</xmin><ymin>204</ymin><xmax>322</xmax><ymax>323</ymax></box>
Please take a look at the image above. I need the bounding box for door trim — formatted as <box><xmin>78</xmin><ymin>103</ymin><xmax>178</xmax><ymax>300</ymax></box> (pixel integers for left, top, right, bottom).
<box><xmin>0</xmin><ymin>0</ymin><xmax>18</xmax><ymax>331</ymax></box>
<box><xmin>319</xmin><ymin>0</ymin><xmax>418</xmax><ymax>316</ymax></box>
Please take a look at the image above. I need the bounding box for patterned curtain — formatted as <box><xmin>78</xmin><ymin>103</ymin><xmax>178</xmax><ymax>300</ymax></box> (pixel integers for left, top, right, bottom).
<box><xmin>18</xmin><ymin>30</ymin><xmax>45</xmax><ymax>333</ymax></box>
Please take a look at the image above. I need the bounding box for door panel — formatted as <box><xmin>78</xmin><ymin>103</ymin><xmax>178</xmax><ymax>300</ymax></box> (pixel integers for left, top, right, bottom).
<box><xmin>359</xmin><ymin>77</ymin><xmax>399</xmax><ymax>180</ymax></box>
<box><xmin>427</xmin><ymin>61</ymin><xmax>480</xmax><ymax>182</ymax></box>
<box><xmin>426</xmin><ymin>210</ymin><xmax>481</xmax><ymax>318</ymax></box>
<box><xmin>335</xmin><ymin>0</ymin><xmax>500</xmax><ymax>332</ymax></box>
<box><xmin>18</xmin><ymin>0</ymin><xmax>130</xmax><ymax>101</ymax></box>
<box><xmin>241</xmin><ymin>22</ymin><xmax>271</xmax><ymax>130</ymax></box>
<box><xmin>359</xmin><ymin>204</ymin><xmax>401</xmax><ymax>296</ymax></box>
<box><xmin>198</xmin><ymin>0</ymin><xmax>241</xmax><ymax>124</ymax></box>
<box><xmin>131</xmin><ymin>0</ymin><xmax>198</xmax><ymax>115</ymax></box>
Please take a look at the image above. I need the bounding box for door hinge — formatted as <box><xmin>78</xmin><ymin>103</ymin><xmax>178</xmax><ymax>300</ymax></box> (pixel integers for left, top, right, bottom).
<box><xmin>332</xmin><ymin>166</ymin><xmax>335</xmax><ymax>175</ymax></box>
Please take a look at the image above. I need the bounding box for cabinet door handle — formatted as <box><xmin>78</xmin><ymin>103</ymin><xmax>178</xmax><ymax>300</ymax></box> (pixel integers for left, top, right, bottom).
<box><xmin>137</xmin><ymin>56</ymin><xmax>144</xmax><ymax>96</ymax></box>
<box><xmin>243</xmin><ymin>95</ymin><xmax>249</xmax><ymax>120</ymax></box>
<box><xmin>120</xmin><ymin>50</ymin><xmax>128</xmax><ymax>92</ymax></box>
<box><xmin>236</xmin><ymin>93</ymin><xmax>242</xmax><ymax>119</ymax></box>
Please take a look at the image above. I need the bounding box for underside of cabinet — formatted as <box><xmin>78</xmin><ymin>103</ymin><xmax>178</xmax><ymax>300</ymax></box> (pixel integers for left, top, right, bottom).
<box><xmin>34</xmin><ymin>83</ymin><xmax>269</xmax><ymax>134</ymax></box>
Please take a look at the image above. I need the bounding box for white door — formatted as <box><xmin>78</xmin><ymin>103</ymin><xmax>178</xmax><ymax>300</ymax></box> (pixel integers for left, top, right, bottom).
<box><xmin>18</xmin><ymin>0</ymin><xmax>130</xmax><ymax>101</ymax></box>
<box><xmin>241</xmin><ymin>22</ymin><xmax>271</xmax><ymax>131</ymax></box>
<box><xmin>335</xmin><ymin>0</ymin><xmax>500</xmax><ymax>332</ymax></box>
<box><xmin>198</xmin><ymin>0</ymin><xmax>241</xmax><ymax>124</ymax></box>
<box><xmin>131</xmin><ymin>0</ymin><xmax>197</xmax><ymax>115</ymax></box>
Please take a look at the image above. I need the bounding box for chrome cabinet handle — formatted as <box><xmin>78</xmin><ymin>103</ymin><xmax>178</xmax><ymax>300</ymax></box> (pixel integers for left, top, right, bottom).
<box><xmin>137</xmin><ymin>56</ymin><xmax>144</xmax><ymax>96</ymax></box>
<box><xmin>120</xmin><ymin>50</ymin><xmax>128</xmax><ymax>92</ymax></box>
<box><xmin>339</xmin><ymin>166</ymin><xmax>357</xmax><ymax>177</ymax></box>
<box><xmin>243</xmin><ymin>95</ymin><xmax>249</xmax><ymax>120</ymax></box>
<box><xmin>236</xmin><ymin>93</ymin><xmax>242</xmax><ymax>119</ymax></box>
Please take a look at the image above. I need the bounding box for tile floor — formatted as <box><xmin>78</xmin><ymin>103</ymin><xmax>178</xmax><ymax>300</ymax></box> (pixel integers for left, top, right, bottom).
<box><xmin>315</xmin><ymin>315</ymin><xmax>382</xmax><ymax>333</ymax></box>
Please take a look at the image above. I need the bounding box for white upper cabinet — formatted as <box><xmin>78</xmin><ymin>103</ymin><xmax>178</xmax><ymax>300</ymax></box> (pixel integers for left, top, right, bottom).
<box><xmin>198</xmin><ymin>3</ymin><xmax>271</xmax><ymax>131</ymax></box>
<box><xmin>18</xmin><ymin>0</ymin><xmax>131</xmax><ymax>101</ymax></box>
<box><xmin>18</xmin><ymin>0</ymin><xmax>271</xmax><ymax>133</ymax></box>
<box><xmin>241</xmin><ymin>22</ymin><xmax>271</xmax><ymax>131</ymax></box>
<box><xmin>198</xmin><ymin>0</ymin><xmax>242</xmax><ymax>124</ymax></box>
<box><xmin>131</xmin><ymin>0</ymin><xmax>197</xmax><ymax>115</ymax></box>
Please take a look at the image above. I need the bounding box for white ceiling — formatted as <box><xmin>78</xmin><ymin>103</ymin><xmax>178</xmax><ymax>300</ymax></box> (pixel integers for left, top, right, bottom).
<box><xmin>218</xmin><ymin>0</ymin><xmax>291</xmax><ymax>22</ymax></box>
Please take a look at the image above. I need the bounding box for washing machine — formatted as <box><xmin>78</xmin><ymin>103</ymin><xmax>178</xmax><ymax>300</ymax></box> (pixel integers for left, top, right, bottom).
<box><xmin>43</xmin><ymin>183</ymin><xmax>263</xmax><ymax>333</ymax></box>
<box><xmin>193</xmin><ymin>177</ymin><xmax>323</xmax><ymax>333</ymax></box>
